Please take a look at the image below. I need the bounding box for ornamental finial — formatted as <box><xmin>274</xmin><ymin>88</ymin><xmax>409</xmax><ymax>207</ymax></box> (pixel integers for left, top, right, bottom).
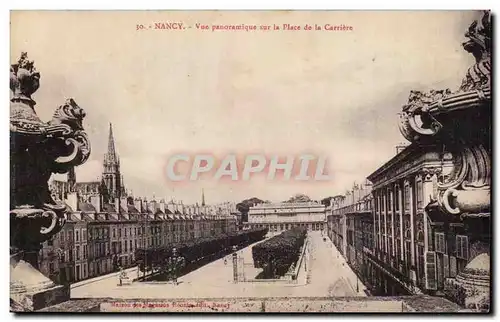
<box><xmin>10</xmin><ymin>52</ymin><xmax>40</xmax><ymax>105</ymax></box>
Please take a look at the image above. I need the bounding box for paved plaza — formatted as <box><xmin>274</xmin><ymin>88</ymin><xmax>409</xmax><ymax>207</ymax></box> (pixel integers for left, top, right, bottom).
<box><xmin>71</xmin><ymin>232</ymin><xmax>366</xmax><ymax>299</ymax></box>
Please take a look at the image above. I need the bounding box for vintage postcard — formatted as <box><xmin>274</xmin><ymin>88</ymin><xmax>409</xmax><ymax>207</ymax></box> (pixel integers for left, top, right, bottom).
<box><xmin>9</xmin><ymin>10</ymin><xmax>491</xmax><ymax>313</ymax></box>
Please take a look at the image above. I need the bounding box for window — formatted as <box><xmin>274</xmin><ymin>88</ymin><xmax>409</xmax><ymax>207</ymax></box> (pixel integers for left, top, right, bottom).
<box><xmin>404</xmin><ymin>185</ymin><xmax>411</xmax><ymax>211</ymax></box>
<box><xmin>129</xmin><ymin>240</ymin><xmax>133</xmax><ymax>250</ymax></box>
<box><xmin>388</xmin><ymin>190</ymin><xmax>393</xmax><ymax>211</ymax></box>
<box><xmin>76</xmin><ymin>246</ymin><xmax>80</xmax><ymax>260</ymax></box>
<box><xmin>435</xmin><ymin>232</ymin><xmax>446</xmax><ymax>253</ymax></box>
<box><xmin>125</xmin><ymin>228</ymin><xmax>128</xmax><ymax>237</ymax></box>
<box><xmin>456</xmin><ymin>235</ymin><xmax>469</xmax><ymax>260</ymax></box>
<box><xmin>425</xmin><ymin>251</ymin><xmax>437</xmax><ymax>290</ymax></box>
<box><xmin>113</xmin><ymin>229</ymin><xmax>116</xmax><ymax>238</ymax></box>
<box><xmin>416</xmin><ymin>180</ymin><xmax>424</xmax><ymax>209</ymax></box>
<box><xmin>83</xmin><ymin>245</ymin><xmax>88</xmax><ymax>259</ymax></box>
<box><xmin>76</xmin><ymin>230</ymin><xmax>80</xmax><ymax>242</ymax></box>
<box><xmin>394</xmin><ymin>186</ymin><xmax>400</xmax><ymax>211</ymax></box>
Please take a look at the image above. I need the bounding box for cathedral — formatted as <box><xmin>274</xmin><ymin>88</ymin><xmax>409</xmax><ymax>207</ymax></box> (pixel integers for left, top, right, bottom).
<box><xmin>49</xmin><ymin>123</ymin><xmax>126</xmax><ymax>210</ymax></box>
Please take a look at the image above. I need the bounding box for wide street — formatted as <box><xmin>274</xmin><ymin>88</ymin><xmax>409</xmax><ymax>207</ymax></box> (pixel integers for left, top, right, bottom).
<box><xmin>71</xmin><ymin>232</ymin><xmax>366</xmax><ymax>299</ymax></box>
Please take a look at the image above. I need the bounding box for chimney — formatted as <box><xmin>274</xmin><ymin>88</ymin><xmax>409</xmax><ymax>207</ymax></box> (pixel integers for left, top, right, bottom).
<box><xmin>134</xmin><ymin>198</ymin><xmax>142</xmax><ymax>213</ymax></box>
<box><xmin>120</xmin><ymin>197</ymin><xmax>128</xmax><ymax>214</ymax></box>
<box><xmin>115</xmin><ymin>197</ymin><xmax>121</xmax><ymax>214</ymax></box>
<box><xmin>159</xmin><ymin>199</ymin><xmax>166</xmax><ymax>213</ymax></box>
<box><xmin>167</xmin><ymin>202</ymin><xmax>175</xmax><ymax>214</ymax></box>
<box><xmin>149</xmin><ymin>199</ymin><xmax>157</xmax><ymax>213</ymax></box>
<box><xmin>90</xmin><ymin>195</ymin><xmax>101</xmax><ymax>213</ymax></box>
<box><xmin>65</xmin><ymin>192</ymin><xmax>78</xmax><ymax>213</ymax></box>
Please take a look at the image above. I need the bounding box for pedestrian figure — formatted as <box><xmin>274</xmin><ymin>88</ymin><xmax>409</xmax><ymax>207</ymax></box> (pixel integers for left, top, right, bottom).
<box><xmin>224</xmin><ymin>257</ymin><xmax>228</xmax><ymax>265</ymax></box>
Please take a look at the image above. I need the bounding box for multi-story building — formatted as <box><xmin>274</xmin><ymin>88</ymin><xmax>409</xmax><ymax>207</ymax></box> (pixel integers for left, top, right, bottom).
<box><xmin>73</xmin><ymin>214</ymin><xmax>89</xmax><ymax>281</ymax></box>
<box><xmin>328</xmin><ymin>183</ymin><xmax>375</xmax><ymax>292</ymax></box>
<box><xmin>57</xmin><ymin>218</ymin><xmax>75</xmax><ymax>285</ymax></box>
<box><xmin>245</xmin><ymin>201</ymin><xmax>326</xmax><ymax>233</ymax></box>
<box><xmin>327</xmin><ymin>11</ymin><xmax>491</xmax><ymax>309</ymax></box>
<box><xmin>38</xmin><ymin>233</ymin><xmax>62</xmax><ymax>285</ymax></box>
<box><xmin>42</xmin><ymin>123</ymin><xmax>238</xmax><ymax>285</ymax></box>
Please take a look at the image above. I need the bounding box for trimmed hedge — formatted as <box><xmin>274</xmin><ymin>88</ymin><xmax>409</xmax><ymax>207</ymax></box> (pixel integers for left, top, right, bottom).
<box><xmin>252</xmin><ymin>227</ymin><xmax>307</xmax><ymax>277</ymax></box>
<box><xmin>135</xmin><ymin>228</ymin><xmax>268</xmax><ymax>271</ymax></box>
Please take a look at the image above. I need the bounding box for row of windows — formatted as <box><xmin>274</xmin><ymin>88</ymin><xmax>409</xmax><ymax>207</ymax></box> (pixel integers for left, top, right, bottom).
<box><xmin>109</xmin><ymin>223</ymin><xmax>205</xmax><ymax>239</ymax></box>
<box><xmin>332</xmin><ymin>199</ymin><xmax>373</xmax><ymax>216</ymax></box>
<box><xmin>373</xmin><ymin>179</ymin><xmax>425</xmax><ymax>213</ymax></box>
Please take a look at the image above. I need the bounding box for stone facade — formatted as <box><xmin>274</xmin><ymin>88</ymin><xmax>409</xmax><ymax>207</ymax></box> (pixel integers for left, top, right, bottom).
<box><xmin>245</xmin><ymin>201</ymin><xmax>326</xmax><ymax>233</ymax></box>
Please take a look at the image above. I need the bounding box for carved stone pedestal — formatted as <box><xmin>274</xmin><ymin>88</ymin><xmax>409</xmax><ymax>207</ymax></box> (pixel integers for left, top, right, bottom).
<box><xmin>9</xmin><ymin>52</ymin><xmax>91</xmax><ymax>312</ymax></box>
<box><xmin>444</xmin><ymin>253</ymin><xmax>490</xmax><ymax>311</ymax></box>
<box><xmin>10</xmin><ymin>256</ymin><xmax>70</xmax><ymax>311</ymax></box>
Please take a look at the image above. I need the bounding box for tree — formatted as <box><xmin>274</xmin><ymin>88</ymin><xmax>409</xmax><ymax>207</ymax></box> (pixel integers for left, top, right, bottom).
<box><xmin>321</xmin><ymin>196</ymin><xmax>335</xmax><ymax>207</ymax></box>
<box><xmin>236</xmin><ymin>197</ymin><xmax>264</xmax><ymax>222</ymax></box>
<box><xmin>285</xmin><ymin>194</ymin><xmax>311</xmax><ymax>203</ymax></box>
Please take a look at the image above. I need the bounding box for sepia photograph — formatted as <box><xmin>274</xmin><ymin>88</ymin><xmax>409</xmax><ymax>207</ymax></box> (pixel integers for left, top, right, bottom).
<box><xmin>9</xmin><ymin>9</ymin><xmax>491</xmax><ymax>313</ymax></box>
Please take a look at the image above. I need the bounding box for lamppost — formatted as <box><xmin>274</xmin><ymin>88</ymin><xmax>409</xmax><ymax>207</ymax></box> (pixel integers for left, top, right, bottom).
<box><xmin>168</xmin><ymin>247</ymin><xmax>185</xmax><ymax>285</ymax></box>
<box><xmin>232</xmin><ymin>245</ymin><xmax>238</xmax><ymax>283</ymax></box>
<box><xmin>356</xmin><ymin>272</ymin><xmax>360</xmax><ymax>293</ymax></box>
<box><xmin>142</xmin><ymin>215</ymin><xmax>149</xmax><ymax>280</ymax></box>
<box><xmin>172</xmin><ymin>247</ymin><xmax>178</xmax><ymax>284</ymax></box>
<box><xmin>352</xmin><ymin>261</ymin><xmax>360</xmax><ymax>293</ymax></box>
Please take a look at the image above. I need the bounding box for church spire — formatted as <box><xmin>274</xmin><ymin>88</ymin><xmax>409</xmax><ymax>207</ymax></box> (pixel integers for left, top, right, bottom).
<box><xmin>201</xmin><ymin>188</ymin><xmax>206</xmax><ymax>206</ymax></box>
<box><xmin>103</xmin><ymin>122</ymin><xmax>121</xmax><ymax>200</ymax></box>
<box><xmin>107</xmin><ymin>123</ymin><xmax>117</xmax><ymax>161</ymax></box>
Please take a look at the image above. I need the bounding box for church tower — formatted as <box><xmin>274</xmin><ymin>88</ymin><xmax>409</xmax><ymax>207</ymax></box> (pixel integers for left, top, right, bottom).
<box><xmin>103</xmin><ymin>123</ymin><xmax>122</xmax><ymax>201</ymax></box>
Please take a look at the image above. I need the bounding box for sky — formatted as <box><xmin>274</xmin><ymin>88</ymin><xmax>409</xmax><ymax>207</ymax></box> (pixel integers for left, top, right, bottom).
<box><xmin>10</xmin><ymin>11</ymin><xmax>479</xmax><ymax>204</ymax></box>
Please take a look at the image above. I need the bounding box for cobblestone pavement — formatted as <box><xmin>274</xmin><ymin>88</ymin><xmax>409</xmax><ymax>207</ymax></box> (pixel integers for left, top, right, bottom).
<box><xmin>71</xmin><ymin>232</ymin><xmax>365</xmax><ymax>299</ymax></box>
